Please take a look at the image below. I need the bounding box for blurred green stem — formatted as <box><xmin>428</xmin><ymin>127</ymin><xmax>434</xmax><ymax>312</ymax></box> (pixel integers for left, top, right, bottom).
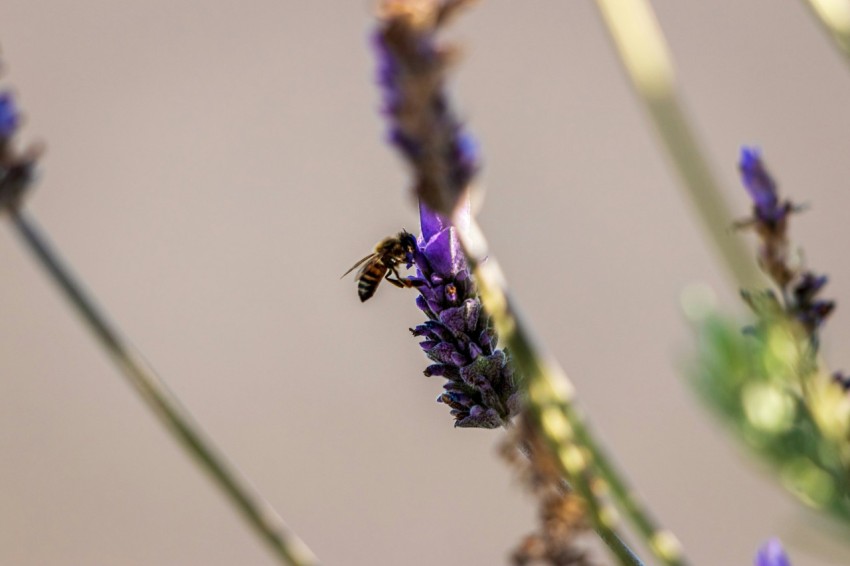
<box><xmin>8</xmin><ymin>208</ymin><xmax>319</xmax><ymax>566</ymax></box>
<box><xmin>802</xmin><ymin>0</ymin><xmax>850</xmax><ymax>66</ymax></box>
<box><xmin>455</xmin><ymin>214</ymin><xmax>687</xmax><ymax>566</ymax></box>
<box><xmin>592</xmin><ymin>0</ymin><xmax>765</xmax><ymax>290</ymax></box>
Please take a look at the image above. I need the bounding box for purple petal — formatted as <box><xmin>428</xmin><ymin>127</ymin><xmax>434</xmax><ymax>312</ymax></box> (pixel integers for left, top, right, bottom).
<box><xmin>418</xmin><ymin>199</ymin><xmax>470</xmax><ymax>278</ymax></box>
<box><xmin>449</xmin><ymin>351</ymin><xmax>467</xmax><ymax>367</ymax></box>
<box><xmin>422</xmin><ymin>227</ymin><xmax>456</xmax><ymax>277</ymax></box>
<box><xmin>754</xmin><ymin>538</ymin><xmax>791</xmax><ymax>566</ymax></box>
<box><xmin>424</xmin><ymin>364</ymin><xmax>460</xmax><ymax>379</ymax></box>
<box><xmin>415</xmin><ymin>295</ymin><xmax>432</xmax><ymax>315</ymax></box>
<box><xmin>739</xmin><ymin>146</ymin><xmax>779</xmax><ymax>214</ymax></box>
<box><xmin>0</xmin><ymin>92</ymin><xmax>19</xmax><ymax>139</ymax></box>
<box><xmin>427</xmin><ymin>342</ymin><xmax>459</xmax><ymax>365</ymax></box>
<box><xmin>438</xmin><ymin>304</ymin><xmax>470</xmax><ymax>337</ymax></box>
<box><xmin>419</xmin><ymin>200</ymin><xmax>448</xmax><ymax>242</ymax></box>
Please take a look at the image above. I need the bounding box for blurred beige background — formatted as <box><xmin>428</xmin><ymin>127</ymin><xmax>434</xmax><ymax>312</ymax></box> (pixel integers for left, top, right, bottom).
<box><xmin>2</xmin><ymin>1</ymin><xmax>850</xmax><ymax>564</ymax></box>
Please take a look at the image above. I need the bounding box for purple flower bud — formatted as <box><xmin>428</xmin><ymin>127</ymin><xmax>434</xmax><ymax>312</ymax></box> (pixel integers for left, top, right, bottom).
<box><xmin>0</xmin><ymin>92</ymin><xmax>19</xmax><ymax>140</ymax></box>
<box><xmin>740</xmin><ymin>147</ymin><xmax>781</xmax><ymax>222</ymax></box>
<box><xmin>415</xmin><ymin>294</ymin><xmax>433</xmax><ymax>316</ymax></box>
<box><xmin>425</xmin><ymin>342</ymin><xmax>457</xmax><ymax>364</ymax></box>
<box><xmin>424</xmin><ymin>363</ymin><xmax>460</xmax><ymax>379</ymax></box>
<box><xmin>456</xmin><ymin>406</ymin><xmax>503</xmax><ymax>429</ymax></box>
<box><xmin>754</xmin><ymin>538</ymin><xmax>791</xmax><ymax>566</ymax></box>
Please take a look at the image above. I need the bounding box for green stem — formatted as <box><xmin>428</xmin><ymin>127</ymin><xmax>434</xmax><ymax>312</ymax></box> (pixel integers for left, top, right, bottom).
<box><xmin>575</xmin><ymin>426</ymin><xmax>680</xmax><ymax>564</ymax></box>
<box><xmin>592</xmin><ymin>0</ymin><xmax>764</xmax><ymax>291</ymax></box>
<box><xmin>8</xmin><ymin>208</ymin><xmax>319</xmax><ymax>566</ymax></box>
<box><xmin>456</xmin><ymin>215</ymin><xmax>686</xmax><ymax>566</ymax></box>
<box><xmin>801</xmin><ymin>0</ymin><xmax>850</xmax><ymax>67</ymax></box>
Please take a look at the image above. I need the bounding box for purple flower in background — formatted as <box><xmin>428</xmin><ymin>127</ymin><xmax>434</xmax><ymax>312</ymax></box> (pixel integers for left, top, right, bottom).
<box><xmin>739</xmin><ymin>147</ymin><xmax>792</xmax><ymax>229</ymax></box>
<box><xmin>754</xmin><ymin>538</ymin><xmax>791</xmax><ymax>566</ymax></box>
<box><xmin>0</xmin><ymin>92</ymin><xmax>19</xmax><ymax>141</ymax></box>
<box><xmin>409</xmin><ymin>201</ymin><xmax>520</xmax><ymax>428</ymax></box>
<box><xmin>736</xmin><ymin>147</ymin><xmax>838</xmax><ymax>342</ymax></box>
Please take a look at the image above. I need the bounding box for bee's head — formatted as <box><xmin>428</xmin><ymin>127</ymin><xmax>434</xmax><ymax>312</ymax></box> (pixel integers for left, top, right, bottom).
<box><xmin>399</xmin><ymin>230</ymin><xmax>417</xmax><ymax>266</ymax></box>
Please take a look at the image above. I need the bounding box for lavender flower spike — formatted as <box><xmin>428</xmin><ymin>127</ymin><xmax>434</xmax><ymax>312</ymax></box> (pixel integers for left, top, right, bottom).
<box><xmin>409</xmin><ymin>200</ymin><xmax>521</xmax><ymax>428</ymax></box>
<box><xmin>375</xmin><ymin>0</ymin><xmax>480</xmax><ymax>217</ymax></box>
<box><xmin>736</xmin><ymin>147</ymin><xmax>837</xmax><ymax>339</ymax></box>
<box><xmin>754</xmin><ymin>538</ymin><xmax>791</xmax><ymax>566</ymax></box>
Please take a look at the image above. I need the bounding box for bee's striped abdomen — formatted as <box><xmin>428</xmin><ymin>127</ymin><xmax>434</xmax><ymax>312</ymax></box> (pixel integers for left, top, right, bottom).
<box><xmin>357</xmin><ymin>260</ymin><xmax>388</xmax><ymax>302</ymax></box>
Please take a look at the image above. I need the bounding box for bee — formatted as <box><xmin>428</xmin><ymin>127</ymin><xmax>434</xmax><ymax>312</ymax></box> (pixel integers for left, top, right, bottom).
<box><xmin>342</xmin><ymin>230</ymin><xmax>418</xmax><ymax>302</ymax></box>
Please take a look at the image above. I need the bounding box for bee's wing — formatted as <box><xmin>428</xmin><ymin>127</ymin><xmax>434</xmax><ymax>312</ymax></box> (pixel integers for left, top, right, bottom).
<box><xmin>341</xmin><ymin>253</ymin><xmax>377</xmax><ymax>279</ymax></box>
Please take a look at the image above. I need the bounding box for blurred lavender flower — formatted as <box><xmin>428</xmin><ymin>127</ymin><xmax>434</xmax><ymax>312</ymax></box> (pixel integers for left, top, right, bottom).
<box><xmin>754</xmin><ymin>538</ymin><xmax>791</xmax><ymax>566</ymax></box>
<box><xmin>409</xmin><ymin>201</ymin><xmax>521</xmax><ymax>428</ymax></box>
<box><xmin>737</xmin><ymin>147</ymin><xmax>836</xmax><ymax>345</ymax></box>
<box><xmin>0</xmin><ymin>91</ymin><xmax>37</xmax><ymax>211</ymax></box>
<box><xmin>374</xmin><ymin>0</ymin><xmax>479</xmax><ymax>217</ymax></box>
<box><xmin>688</xmin><ymin>149</ymin><xmax>850</xmax><ymax>529</ymax></box>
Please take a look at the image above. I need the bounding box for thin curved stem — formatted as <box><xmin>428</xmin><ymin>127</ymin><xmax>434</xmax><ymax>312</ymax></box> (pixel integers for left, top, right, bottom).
<box><xmin>455</xmin><ymin>214</ymin><xmax>687</xmax><ymax>566</ymax></box>
<box><xmin>8</xmin><ymin>208</ymin><xmax>319</xmax><ymax>566</ymax></box>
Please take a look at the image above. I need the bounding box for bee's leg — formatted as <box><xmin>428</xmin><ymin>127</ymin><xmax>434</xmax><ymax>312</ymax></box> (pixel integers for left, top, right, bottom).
<box><xmin>384</xmin><ymin>276</ymin><xmax>406</xmax><ymax>289</ymax></box>
<box><xmin>385</xmin><ymin>268</ymin><xmax>418</xmax><ymax>289</ymax></box>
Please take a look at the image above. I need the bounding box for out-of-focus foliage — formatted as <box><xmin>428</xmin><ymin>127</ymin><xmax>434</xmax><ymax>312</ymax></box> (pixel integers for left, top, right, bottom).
<box><xmin>690</xmin><ymin>313</ymin><xmax>850</xmax><ymax>522</ymax></box>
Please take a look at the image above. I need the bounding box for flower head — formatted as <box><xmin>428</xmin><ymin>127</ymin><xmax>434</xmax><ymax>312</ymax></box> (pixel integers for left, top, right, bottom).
<box><xmin>754</xmin><ymin>538</ymin><xmax>791</xmax><ymax>566</ymax></box>
<box><xmin>409</xmin><ymin>201</ymin><xmax>520</xmax><ymax>428</ymax></box>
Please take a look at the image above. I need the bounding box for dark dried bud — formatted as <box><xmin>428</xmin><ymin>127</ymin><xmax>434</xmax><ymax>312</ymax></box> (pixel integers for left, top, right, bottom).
<box><xmin>832</xmin><ymin>371</ymin><xmax>850</xmax><ymax>392</ymax></box>
<box><xmin>0</xmin><ymin>91</ymin><xmax>38</xmax><ymax>211</ymax></box>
